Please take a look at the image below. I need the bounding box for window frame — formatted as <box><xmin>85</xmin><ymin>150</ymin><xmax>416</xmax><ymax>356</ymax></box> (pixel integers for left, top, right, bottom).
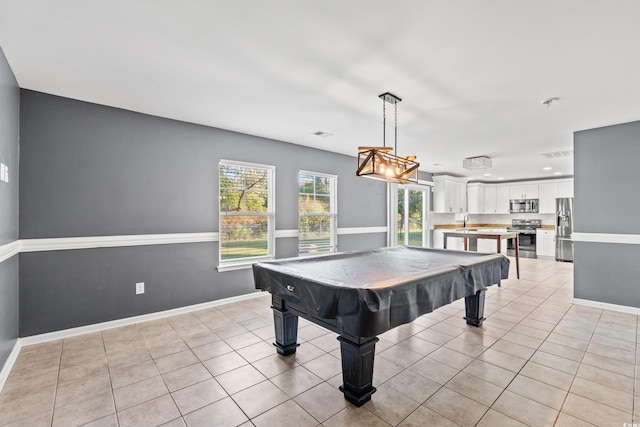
<box><xmin>218</xmin><ymin>159</ymin><xmax>275</xmax><ymax>271</ymax></box>
<box><xmin>298</xmin><ymin>170</ymin><xmax>338</xmax><ymax>256</ymax></box>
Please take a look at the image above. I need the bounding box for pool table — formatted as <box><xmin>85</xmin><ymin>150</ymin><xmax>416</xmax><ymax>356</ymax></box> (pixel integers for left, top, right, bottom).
<box><xmin>252</xmin><ymin>246</ymin><xmax>510</xmax><ymax>406</ymax></box>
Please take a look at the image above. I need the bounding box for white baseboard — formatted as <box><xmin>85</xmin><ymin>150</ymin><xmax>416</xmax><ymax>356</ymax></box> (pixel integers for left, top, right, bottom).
<box><xmin>572</xmin><ymin>298</ymin><xmax>640</xmax><ymax>316</ymax></box>
<box><xmin>0</xmin><ymin>339</ymin><xmax>22</xmax><ymax>394</ymax></box>
<box><xmin>19</xmin><ymin>291</ymin><xmax>267</xmax><ymax>347</ymax></box>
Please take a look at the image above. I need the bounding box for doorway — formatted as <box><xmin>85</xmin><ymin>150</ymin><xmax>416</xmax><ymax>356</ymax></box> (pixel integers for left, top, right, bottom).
<box><xmin>391</xmin><ymin>184</ymin><xmax>431</xmax><ymax>247</ymax></box>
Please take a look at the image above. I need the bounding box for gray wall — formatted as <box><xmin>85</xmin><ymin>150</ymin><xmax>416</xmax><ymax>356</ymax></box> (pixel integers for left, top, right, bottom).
<box><xmin>0</xmin><ymin>47</ymin><xmax>20</xmax><ymax>369</ymax></box>
<box><xmin>0</xmin><ymin>48</ymin><xmax>19</xmax><ymax>245</ymax></box>
<box><xmin>573</xmin><ymin>120</ymin><xmax>640</xmax><ymax>306</ymax></box>
<box><xmin>19</xmin><ymin>90</ymin><xmax>387</xmax><ymax>336</ymax></box>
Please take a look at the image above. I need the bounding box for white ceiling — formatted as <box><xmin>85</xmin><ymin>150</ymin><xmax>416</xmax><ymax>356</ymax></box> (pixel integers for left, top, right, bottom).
<box><xmin>2</xmin><ymin>0</ymin><xmax>640</xmax><ymax>181</ymax></box>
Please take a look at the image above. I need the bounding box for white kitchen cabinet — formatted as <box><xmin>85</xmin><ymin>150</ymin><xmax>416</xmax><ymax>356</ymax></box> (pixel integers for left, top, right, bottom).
<box><xmin>496</xmin><ymin>185</ymin><xmax>510</xmax><ymax>213</ymax></box>
<box><xmin>456</xmin><ymin>182</ymin><xmax>466</xmax><ymax>213</ymax></box>
<box><xmin>434</xmin><ymin>176</ymin><xmax>467</xmax><ymax>213</ymax></box>
<box><xmin>464</xmin><ymin>179</ymin><xmax>572</xmax><ymax>215</ymax></box>
<box><xmin>483</xmin><ymin>186</ymin><xmax>497</xmax><ymax>214</ymax></box>
<box><xmin>510</xmin><ymin>184</ymin><xmax>539</xmax><ymax>199</ymax></box>
<box><xmin>536</xmin><ymin>229</ymin><xmax>555</xmax><ymax>258</ymax></box>
<box><xmin>477</xmin><ymin>235</ymin><xmax>496</xmax><ymax>252</ymax></box>
<box><xmin>538</xmin><ymin>182</ymin><xmax>559</xmax><ymax>214</ymax></box>
<box><xmin>467</xmin><ymin>184</ymin><xmax>499</xmax><ymax>214</ymax></box>
<box><xmin>434</xmin><ymin>229</ymin><xmax>444</xmax><ymax>249</ymax></box>
<box><xmin>558</xmin><ymin>180</ymin><xmax>574</xmax><ymax>198</ymax></box>
<box><xmin>467</xmin><ymin>184</ymin><xmax>484</xmax><ymax>214</ymax></box>
<box><xmin>435</xmin><ymin>229</ymin><xmax>465</xmax><ymax>250</ymax></box>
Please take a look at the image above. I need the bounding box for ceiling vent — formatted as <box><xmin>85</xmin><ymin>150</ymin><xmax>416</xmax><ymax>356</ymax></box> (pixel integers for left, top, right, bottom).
<box><xmin>312</xmin><ymin>131</ymin><xmax>333</xmax><ymax>137</ymax></box>
<box><xmin>463</xmin><ymin>156</ymin><xmax>492</xmax><ymax>170</ymax></box>
<box><xmin>540</xmin><ymin>150</ymin><xmax>573</xmax><ymax>159</ymax></box>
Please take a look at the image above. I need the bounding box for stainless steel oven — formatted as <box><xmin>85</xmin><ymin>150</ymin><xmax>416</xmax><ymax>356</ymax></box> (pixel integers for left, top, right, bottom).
<box><xmin>507</xmin><ymin>219</ymin><xmax>541</xmax><ymax>258</ymax></box>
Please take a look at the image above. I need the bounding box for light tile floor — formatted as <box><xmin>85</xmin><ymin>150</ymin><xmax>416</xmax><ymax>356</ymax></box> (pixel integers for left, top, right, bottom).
<box><xmin>1</xmin><ymin>257</ymin><xmax>637</xmax><ymax>426</ymax></box>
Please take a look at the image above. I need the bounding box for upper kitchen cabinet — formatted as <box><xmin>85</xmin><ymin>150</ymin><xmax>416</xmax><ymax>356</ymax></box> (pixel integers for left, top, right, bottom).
<box><xmin>465</xmin><ymin>179</ymin><xmax>571</xmax><ymax>214</ymax></box>
<box><xmin>469</xmin><ymin>183</ymin><xmax>499</xmax><ymax>214</ymax></box>
<box><xmin>538</xmin><ymin>179</ymin><xmax>574</xmax><ymax>213</ymax></box>
<box><xmin>484</xmin><ymin>185</ymin><xmax>497</xmax><ymax>213</ymax></box>
<box><xmin>509</xmin><ymin>184</ymin><xmax>539</xmax><ymax>199</ymax></box>
<box><xmin>538</xmin><ymin>182</ymin><xmax>559</xmax><ymax>214</ymax></box>
<box><xmin>434</xmin><ymin>175</ymin><xmax>467</xmax><ymax>213</ymax></box>
<box><xmin>467</xmin><ymin>183</ymin><xmax>485</xmax><ymax>214</ymax></box>
<box><xmin>558</xmin><ymin>180</ymin><xmax>574</xmax><ymax>198</ymax></box>
<box><xmin>496</xmin><ymin>185</ymin><xmax>510</xmax><ymax>213</ymax></box>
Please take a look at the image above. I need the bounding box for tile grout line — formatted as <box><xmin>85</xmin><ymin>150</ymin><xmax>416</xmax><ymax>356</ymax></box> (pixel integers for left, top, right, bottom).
<box><xmin>101</xmin><ymin>330</ymin><xmax>121</xmax><ymax>427</ymax></box>
<box><xmin>634</xmin><ymin>314</ymin><xmax>638</xmax><ymax>423</ymax></box>
<box><xmin>50</xmin><ymin>343</ymin><xmax>64</xmax><ymax>427</ymax></box>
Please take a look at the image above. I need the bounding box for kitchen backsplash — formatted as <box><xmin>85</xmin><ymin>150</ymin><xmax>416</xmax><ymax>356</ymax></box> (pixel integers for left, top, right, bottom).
<box><xmin>431</xmin><ymin>212</ymin><xmax>556</xmax><ymax>226</ymax></box>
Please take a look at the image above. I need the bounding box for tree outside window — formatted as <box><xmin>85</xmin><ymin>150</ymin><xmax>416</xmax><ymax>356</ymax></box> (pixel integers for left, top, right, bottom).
<box><xmin>397</xmin><ymin>187</ymin><xmax>424</xmax><ymax>246</ymax></box>
<box><xmin>219</xmin><ymin>161</ymin><xmax>274</xmax><ymax>263</ymax></box>
<box><xmin>298</xmin><ymin>171</ymin><xmax>337</xmax><ymax>255</ymax></box>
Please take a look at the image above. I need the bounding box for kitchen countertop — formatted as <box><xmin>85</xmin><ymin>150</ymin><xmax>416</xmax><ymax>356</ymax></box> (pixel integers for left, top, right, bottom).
<box><xmin>434</xmin><ymin>224</ymin><xmax>554</xmax><ymax>230</ymax></box>
<box><xmin>434</xmin><ymin>224</ymin><xmax>510</xmax><ymax>229</ymax></box>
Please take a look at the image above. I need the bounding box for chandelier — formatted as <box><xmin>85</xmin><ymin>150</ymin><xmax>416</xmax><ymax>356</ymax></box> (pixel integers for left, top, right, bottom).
<box><xmin>463</xmin><ymin>156</ymin><xmax>492</xmax><ymax>170</ymax></box>
<box><xmin>356</xmin><ymin>92</ymin><xmax>419</xmax><ymax>184</ymax></box>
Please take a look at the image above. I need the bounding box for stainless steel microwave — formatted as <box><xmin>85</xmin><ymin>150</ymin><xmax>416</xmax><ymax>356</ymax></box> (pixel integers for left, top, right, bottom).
<box><xmin>510</xmin><ymin>199</ymin><xmax>539</xmax><ymax>213</ymax></box>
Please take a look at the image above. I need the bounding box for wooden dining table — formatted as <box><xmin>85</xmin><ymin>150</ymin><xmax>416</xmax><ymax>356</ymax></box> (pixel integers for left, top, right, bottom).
<box><xmin>443</xmin><ymin>231</ymin><xmax>520</xmax><ymax>279</ymax></box>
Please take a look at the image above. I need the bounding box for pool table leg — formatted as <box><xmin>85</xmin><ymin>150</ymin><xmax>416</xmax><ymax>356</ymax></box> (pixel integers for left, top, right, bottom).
<box><xmin>271</xmin><ymin>298</ymin><xmax>300</xmax><ymax>355</ymax></box>
<box><xmin>464</xmin><ymin>288</ymin><xmax>486</xmax><ymax>327</ymax></box>
<box><xmin>337</xmin><ymin>335</ymin><xmax>379</xmax><ymax>407</ymax></box>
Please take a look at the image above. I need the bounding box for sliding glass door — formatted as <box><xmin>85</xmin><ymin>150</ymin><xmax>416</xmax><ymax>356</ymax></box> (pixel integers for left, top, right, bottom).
<box><xmin>394</xmin><ymin>185</ymin><xmax>430</xmax><ymax>247</ymax></box>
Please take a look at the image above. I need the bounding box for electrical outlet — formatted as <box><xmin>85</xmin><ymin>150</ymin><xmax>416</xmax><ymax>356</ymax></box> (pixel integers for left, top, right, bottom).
<box><xmin>136</xmin><ymin>282</ymin><xmax>145</xmax><ymax>295</ymax></box>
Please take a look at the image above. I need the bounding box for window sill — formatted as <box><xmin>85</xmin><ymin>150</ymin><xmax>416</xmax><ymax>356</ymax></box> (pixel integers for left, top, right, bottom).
<box><xmin>217</xmin><ymin>257</ymin><xmax>274</xmax><ymax>273</ymax></box>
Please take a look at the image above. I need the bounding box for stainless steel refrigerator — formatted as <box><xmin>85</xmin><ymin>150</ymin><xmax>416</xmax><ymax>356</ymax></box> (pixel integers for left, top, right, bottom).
<box><xmin>555</xmin><ymin>197</ymin><xmax>574</xmax><ymax>262</ymax></box>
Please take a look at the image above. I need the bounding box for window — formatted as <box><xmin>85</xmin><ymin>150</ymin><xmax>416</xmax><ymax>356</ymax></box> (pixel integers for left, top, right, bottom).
<box><xmin>219</xmin><ymin>160</ymin><xmax>275</xmax><ymax>268</ymax></box>
<box><xmin>298</xmin><ymin>171</ymin><xmax>337</xmax><ymax>255</ymax></box>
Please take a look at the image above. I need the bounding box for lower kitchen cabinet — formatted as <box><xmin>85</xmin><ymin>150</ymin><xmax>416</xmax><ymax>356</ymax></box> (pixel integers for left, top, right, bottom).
<box><xmin>434</xmin><ymin>229</ymin><xmax>465</xmax><ymax>250</ymax></box>
<box><xmin>536</xmin><ymin>229</ymin><xmax>555</xmax><ymax>257</ymax></box>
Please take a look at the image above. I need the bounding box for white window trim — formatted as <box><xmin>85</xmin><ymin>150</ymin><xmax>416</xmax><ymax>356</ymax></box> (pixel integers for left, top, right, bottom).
<box><xmin>218</xmin><ymin>160</ymin><xmax>276</xmax><ymax>271</ymax></box>
<box><xmin>298</xmin><ymin>170</ymin><xmax>338</xmax><ymax>256</ymax></box>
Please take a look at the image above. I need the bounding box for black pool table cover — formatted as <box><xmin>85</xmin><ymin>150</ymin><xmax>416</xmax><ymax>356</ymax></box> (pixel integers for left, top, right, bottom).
<box><xmin>253</xmin><ymin>246</ymin><xmax>510</xmax><ymax>338</ymax></box>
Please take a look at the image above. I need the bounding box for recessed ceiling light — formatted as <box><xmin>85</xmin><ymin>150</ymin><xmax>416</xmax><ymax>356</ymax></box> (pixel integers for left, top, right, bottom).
<box><xmin>483</xmin><ymin>173</ymin><xmax>491</xmax><ymax>177</ymax></box>
<box><xmin>543</xmin><ymin>167</ymin><xmax>552</xmax><ymax>171</ymax></box>
<box><xmin>432</xmin><ymin>163</ymin><xmax>442</xmax><ymax>166</ymax></box>
<box><xmin>498</xmin><ymin>177</ymin><xmax>505</xmax><ymax>180</ymax></box>
<box><xmin>553</xmin><ymin>172</ymin><xmax>562</xmax><ymax>175</ymax></box>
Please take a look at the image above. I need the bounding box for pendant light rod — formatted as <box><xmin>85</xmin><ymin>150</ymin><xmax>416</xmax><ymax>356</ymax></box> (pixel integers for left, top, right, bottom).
<box><xmin>394</xmin><ymin>100</ymin><xmax>398</xmax><ymax>154</ymax></box>
<box><xmin>378</xmin><ymin>92</ymin><xmax>401</xmax><ymax>152</ymax></box>
<box><xmin>382</xmin><ymin>95</ymin><xmax>386</xmax><ymax>148</ymax></box>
